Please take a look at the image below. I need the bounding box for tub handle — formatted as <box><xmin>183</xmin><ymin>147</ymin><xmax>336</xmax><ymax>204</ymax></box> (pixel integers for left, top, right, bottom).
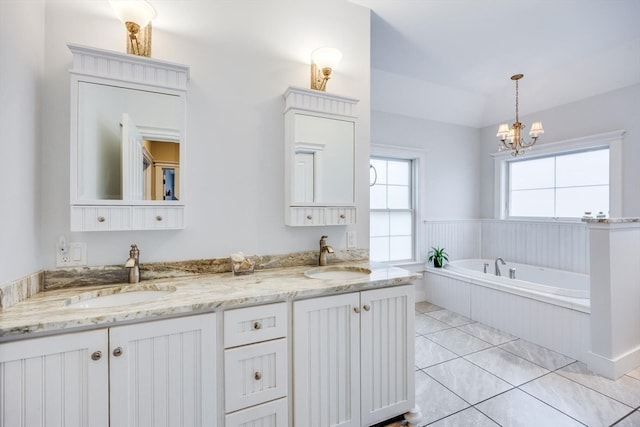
<box><xmin>509</xmin><ymin>268</ymin><xmax>516</xmax><ymax>279</ymax></box>
<box><xmin>484</xmin><ymin>263</ymin><xmax>489</xmax><ymax>274</ymax></box>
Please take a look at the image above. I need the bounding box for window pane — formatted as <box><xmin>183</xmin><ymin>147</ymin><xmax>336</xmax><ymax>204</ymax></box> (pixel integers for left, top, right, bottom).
<box><xmin>370</xmin><ymin>185</ymin><xmax>386</xmax><ymax>209</ymax></box>
<box><xmin>370</xmin><ymin>237</ymin><xmax>389</xmax><ymax>262</ymax></box>
<box><xmin>387</xmin><ymin>160</ymin><xmax>409</xmax><ymax>185</ymax></box>
<box><xmin>389</xmin><ymin>211</ymin><xmax>412</xmax><ymax>235</ymax></box>
<box><xmin>370</xmin><ymin>211</ymin><xmax>389</xmax><ymax>237</ymax></box>
<box><xmin>390</xmin><ymin>236</ymin><xmax>412</xmax><ymax>261</ymax></box>
<box><xmin>510</xmin><ymin>189</ymin><xmax>554</xmax><ymax>217</ymax></box>
<box><xmin>556</xmin><ymin>186</ymin><xmax>609</xmax><ymax>217</ymax></box>
<box><xmin>556</xmin><ymin>150</ymin><xmax>609</xmax><ymax>187</ymax></box>
<box><xmin>510</xmin><ymin>157</ymin><xmax>555</xmax><ymax>190</ymax></box>
<box><xmin>370</xmin><ymin>156</ymin><xmax>415</xmax><ymax>262</ymax></box>
<box><xmin>388</xmin><ymin>186</ymin><xmax>410</xmax><ymax>209</ymax></box>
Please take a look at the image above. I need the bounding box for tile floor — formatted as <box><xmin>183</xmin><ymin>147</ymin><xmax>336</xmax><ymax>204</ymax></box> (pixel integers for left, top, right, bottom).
<box><xmin>413</xmin><ymin>300</ymin><xmax>640</xmax><ymax>427</ymax></box>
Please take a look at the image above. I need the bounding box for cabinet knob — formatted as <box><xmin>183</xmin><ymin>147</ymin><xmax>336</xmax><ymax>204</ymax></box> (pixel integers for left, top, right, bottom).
<box><xmin>91</xmin><ymin>350</ymin><xmax>102</xmax><ymax>361</ymax></box>
<box><xmin>155</xmin><ymin>215</ymin><xmax>163</xmax><ymax>221</ymax></box>
<box><xmin>340</xmin><ymin>214</ymin><xmax>346</xmax><ymax>219</ymax></box>
<box><xmin>353</xmin><ymin>306</ymin><xmax>360</xmax><ymax>314</ymax></box>
<box><xmin>112</xmin><ymin>347</ymin><xmax>123</xmax><ymax>357</ymax></box>
<box><xmin>363</xmin><ymin>304</ymin><xmax>371</xmax><ymax>311</ymax></box>
<box><xmin>306</xmin><ymin>215</ymin><xmax>313</xmax><ymax>220</ymax></box>
<box><xmin>97</xmin><ymin>216</ymin><xmax>106</xmax><ymax>223</ymax></box>
<box><xmin>252</xmin><ymin>321</ymin><xmax>262</xmax><ymax>330</ymax></box>
<box><xmin>254</xmin><ymin>371</ymin><xmax>262</xmax><ymax>381</ymax></box>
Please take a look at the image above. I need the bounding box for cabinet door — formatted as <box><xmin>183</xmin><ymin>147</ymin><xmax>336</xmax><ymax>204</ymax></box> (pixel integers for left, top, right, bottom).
<box><xmin>0</xmin><ymin>329</ymin><xmax>109</xmax><ymax>427</ymax></box>
<box><xmin>108</xmin><ymin>313</ymin><xmax>216</xmax><ymax>427</ymax></box>
<box><xmin>293</xmin><ymin>293</ymin><xmax>360</xmax><ymax>427</ymax></box>
<box><xmin>360</xmin><ymin>285</ymin><xmax>415</xmax><ymax>426</ymax></box>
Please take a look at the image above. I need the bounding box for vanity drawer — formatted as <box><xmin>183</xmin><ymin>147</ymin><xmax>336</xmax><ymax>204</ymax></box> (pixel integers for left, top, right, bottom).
<box><xmin>225</xmin><ymin>398</ymin><xmax>287</xmax><ymax>427</ymax></box>
<box><xmin>224</xmin><ymin>302</ymin><xmax>287</xmax><ymax>348</ymax></box>
<box><xmin>287</xmin><ymin>207</ymin><xmax>325</xmax><ymax>226</ymax></box>
<box><xmin>224</xmin><ymin>339</ymin><xmax>288</xmax><ymax>413</ymax></box>
<box><xmin>71</xmin><ymin>206</ymin><xmax>132</xmax><ymax>231</ymax></box>
<box><xmin>225</xmin><ymin>397</ymin><xmax>287</xmax><ymax>427</ymax></box>
<box><xmin>131</xmin><ymin>206</ymin><xmax>184</xmax><ymax>229</ymax></box>
<box><xmin>325</xmin><ymin>207</ymin><xmax>356</xmax><ymax>225</ymax></box>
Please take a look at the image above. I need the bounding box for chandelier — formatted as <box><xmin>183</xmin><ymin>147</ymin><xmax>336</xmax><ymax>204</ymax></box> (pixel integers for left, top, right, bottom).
<box><xmin>496</xmin><ymin>74</ymin><xmax>544</xmax><ymax>156</ymax></box>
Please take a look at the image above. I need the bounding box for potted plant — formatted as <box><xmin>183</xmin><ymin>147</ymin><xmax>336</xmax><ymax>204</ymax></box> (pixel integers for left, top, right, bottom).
<box><xmin>428</xmin><ymin>247</ymin><xmax>449</xmax><ymax>268</ymax></box>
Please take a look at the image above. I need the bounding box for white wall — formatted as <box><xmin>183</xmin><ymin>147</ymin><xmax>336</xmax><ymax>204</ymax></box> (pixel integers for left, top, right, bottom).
<box><xmin>479</xmin><ymin>84</ymin><xmax>640</xmax><ymax>219</ymax></box>
<box><xmin>0</xmin><ymin>0</ymin><xmax>44</xmax><ymax>284</ymax></box>
<box><xmin>371</xmin><ymin>110</ymin><xmax>481</xmax><ymax>220</ymax></box>
<box><xmin>38</xmin><ymin>0</ymin><xmax>370</xmax><ymax>268</ymax></box>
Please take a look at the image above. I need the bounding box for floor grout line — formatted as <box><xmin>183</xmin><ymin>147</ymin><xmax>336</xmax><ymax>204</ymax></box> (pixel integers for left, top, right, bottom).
<box><xmin>414</xmin><ymin>304</ymin><xmax>640</xmax><ymax>427</ymax></box>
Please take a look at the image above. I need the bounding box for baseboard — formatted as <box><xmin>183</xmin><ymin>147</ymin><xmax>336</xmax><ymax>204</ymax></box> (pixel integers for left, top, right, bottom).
<box><xmin>588</xmin><ymin>345</ymin><xmax>640</xmax><ymax>380</ymax></box>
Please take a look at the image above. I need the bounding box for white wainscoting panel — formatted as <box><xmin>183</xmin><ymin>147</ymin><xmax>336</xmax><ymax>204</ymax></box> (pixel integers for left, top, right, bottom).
<box><xmin>470</xmin><ymin>284</ymin><xmax>590</xmax><ymax>362</ymax></box>
<box><xmin>424</xmin><ymin>220</ymin><xmax>481</xmax><ymax>263</ymax></box>
<box><xmin>481</xmin><ymin>220</ymin><xmax>589</xmax><ymax>274</ymax></box>
<box><xmin>423</xmin><ymin>272</ymin><xmax>472</xmax><ymax>317</ymax></box>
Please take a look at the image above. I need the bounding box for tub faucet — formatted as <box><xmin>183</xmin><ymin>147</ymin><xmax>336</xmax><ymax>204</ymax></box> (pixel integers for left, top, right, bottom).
<box><xmin>125</xmin><ymin>244</ymin><xmax>140</xmax><ymax>283</ymax></box>
<box><xmin>319</xmin><ymin>235</ymin><xmax>334</xmax><ymax>266</ymax></box>
<box><xmin>494</xmin><ymin>257</ymin><xmax>506</xmax><ymax>276</ymax></box>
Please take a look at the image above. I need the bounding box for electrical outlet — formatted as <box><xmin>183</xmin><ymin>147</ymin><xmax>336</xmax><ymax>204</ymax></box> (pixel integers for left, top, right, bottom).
<box><xmin>347</xmin><ymin>231</ymin><xmax>357</xmax><ymax>249</ymax></box>
<box><xmin>56</xmin><ymin>241</ymin><xmax>87</xmax><ymax>267</ymax></box>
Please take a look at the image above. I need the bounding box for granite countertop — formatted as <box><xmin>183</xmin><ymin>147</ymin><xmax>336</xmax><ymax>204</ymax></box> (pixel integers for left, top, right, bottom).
<box><xmin>581</xmin><ymin>217</ymin><xmax>640</xmax><ymax>223</ymax></box>
<box><xmin>0</xmin><ymin>262</ymin><xmax>421</xmax><ymax>341</ymax></box>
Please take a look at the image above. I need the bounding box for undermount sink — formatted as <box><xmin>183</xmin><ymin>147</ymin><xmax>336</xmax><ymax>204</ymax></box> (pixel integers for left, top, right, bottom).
<box><xmin>304</xmin><ymin>266</ymin><xmax>372</xmax><ymax>280</ymax></box>
<box><xmin>66</xmin><ymin>287</ymin><xmax>175</xmax><ymax>309</ymax></box>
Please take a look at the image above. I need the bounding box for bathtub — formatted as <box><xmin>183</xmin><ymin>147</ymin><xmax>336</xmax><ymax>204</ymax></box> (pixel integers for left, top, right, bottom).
<box><xmin>423</xmin><ymin>259</ymin><xmax>591</xmax><ymax>362</ymax></box>
<box><xmin>444</xmin><ymin>259</ymin><xmax>590</xmax><ymax>299</ymax></box>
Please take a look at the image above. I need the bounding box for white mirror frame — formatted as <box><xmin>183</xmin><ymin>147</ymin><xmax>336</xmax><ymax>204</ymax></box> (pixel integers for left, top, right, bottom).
<box><xmin>283</xmin><ymin>86</ymin><xmax>358</xmax><ymax>227</ymax></box>
<box><xmin>68</xmin><ymin>43</ymin><xmax>189</xmax><ymax>231</ymax></box>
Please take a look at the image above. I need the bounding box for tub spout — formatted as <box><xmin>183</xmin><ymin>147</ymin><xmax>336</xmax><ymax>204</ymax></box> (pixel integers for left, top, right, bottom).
<box><xmin>495</xmin><ymin>257</ymin><xmax>506</xmax><ymax>276</ymax></box>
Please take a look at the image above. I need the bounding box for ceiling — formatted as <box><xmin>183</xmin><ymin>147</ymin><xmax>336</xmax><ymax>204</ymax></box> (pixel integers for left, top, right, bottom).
<box><xmin>351</xmin><ymin>0</ymin><xmax>640</xmax><ymax>127</ymax></box>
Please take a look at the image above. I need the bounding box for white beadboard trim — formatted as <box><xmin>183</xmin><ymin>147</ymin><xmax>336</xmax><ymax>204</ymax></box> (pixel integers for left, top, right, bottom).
<box><xmin>283</xmin><ymin>86</ymin><xmax>358</xmax><ymax>118</ymax></box>
<box><xmin>67</xmin><ymin>43</ymin><xmax>189</xmax><ymax>90</ymax></box>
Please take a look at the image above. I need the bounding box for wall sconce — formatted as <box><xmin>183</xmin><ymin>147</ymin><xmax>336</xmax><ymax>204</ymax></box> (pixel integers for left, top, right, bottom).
<box><xmin>109</xmin><ymin>0</ymin><xmax>157</xmax><ymax>57</ymax></box>
<box><xmin>310</xmin><ymin>47</ymin><xmax>342</xmax><ymax>92</ymax></box>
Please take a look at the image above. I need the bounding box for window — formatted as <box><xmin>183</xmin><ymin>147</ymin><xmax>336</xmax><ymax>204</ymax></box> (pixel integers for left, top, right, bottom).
<box><xmin>370</xmin><ymin>157</ymin><xmax>414</xmax><ymax>262</ymax></box>
<box><xmin>508</xmin><ymin>148</ymin><xmax>609</xmax><ymax>218</ymax></box>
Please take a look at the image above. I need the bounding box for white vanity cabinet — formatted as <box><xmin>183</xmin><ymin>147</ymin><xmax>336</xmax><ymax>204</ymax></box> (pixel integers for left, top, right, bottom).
<box><xmin>0</xmin><ymin>313</ymin><xmax>216</xmax><ymax>427</ymax></box>
<box><xmin>293</xmin><ymin>285</ymin><xmax>415</xmax><ymax>427</ymax></box>
<box><xmin>223</xmin><ymin>303</ymin><xmax>289</xmax><ymax>427</ymax></box>
<box><xmin>0</xmin><ymin>329</ymin><xmax>109</xmax><ymax>427</ymax></box>
<box><xmin>283</xmin><ymin>87</ymin><xmax>358</xmax><ymax>227</ymax></box>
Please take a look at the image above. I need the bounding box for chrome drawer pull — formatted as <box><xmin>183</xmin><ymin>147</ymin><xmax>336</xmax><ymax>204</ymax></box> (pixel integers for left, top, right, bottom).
<box><xmin>91</xmin><ymin>351</ymin><xmax>102</xmax><ymax>361</ymax></box>
<box><xmin>253</xmin><ymin>321</ymin><xmax>262</xmax><ymax>330</ymax></box>
<box><xmin>155</xmin><ymin>215</ymin><xmax>163</xmax><ymax>221</ymax></box>
<box><xmin>97</xmin><ymin>216</ymin><xmax>106</xmax><ymax>223</ymax></box>
<box><xmin>254</xmin><ymin>371</ymin><xmax>262</xmax><ymax>380</ymax></box>
<box><xmin>112</xmin><ymin>347</ymin><xmax>123</xmax><ymax>357</ymax></box>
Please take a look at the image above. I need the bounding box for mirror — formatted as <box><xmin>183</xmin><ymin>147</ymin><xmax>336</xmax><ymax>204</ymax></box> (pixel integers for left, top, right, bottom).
<box><xmin>293</xmin><ymin>114</ymin><xmax>354</xmax><ymax>204</ymax></box>
<box><xmin>76</xmin><ymin>82</ymin><xmax>183</xmax><ymax>202</ymax></box>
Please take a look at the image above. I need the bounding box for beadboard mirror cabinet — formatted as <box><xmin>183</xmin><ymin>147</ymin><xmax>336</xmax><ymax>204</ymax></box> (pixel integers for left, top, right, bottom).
<box><xmin>283</xmin><ymin>87</ymin><xmax>358</xmax><ymax>226</ymax></box>
<box><xmin>68</xmin><ymin>43</ymin><xmax>189</xmax><ymax>231</ymax></box>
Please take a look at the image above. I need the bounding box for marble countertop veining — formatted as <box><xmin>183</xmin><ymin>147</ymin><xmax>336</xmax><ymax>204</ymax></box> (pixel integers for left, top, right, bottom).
<box><xmin>0</xmin><ymin>262</ymin><xmax>421</xmax><ymax>341</ymax></box>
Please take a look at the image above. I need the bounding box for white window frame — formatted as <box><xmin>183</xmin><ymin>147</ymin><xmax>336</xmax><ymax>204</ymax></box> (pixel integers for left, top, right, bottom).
<box><xmin>491</xmin><ymin>130</ymin><xmax>625</xmax><ymax>220</ymax></box>
<box><xmin>370</xmin><ymin>144</ymin><xmax>427</xmax><ymax>265</ymax></box>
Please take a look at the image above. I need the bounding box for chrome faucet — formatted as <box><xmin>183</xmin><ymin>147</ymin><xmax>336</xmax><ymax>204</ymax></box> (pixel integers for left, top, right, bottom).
<box><xmin>319</xmin><ymin>235</ymin><xmax>334</xmax><ymax>266</ymax></box>
<box><xmin>125</xmin><ymin>244</ymin><xmax>140</xmax><ymax>283</ymax></box>
<box><xmin>494</xmin><ymin>257</ymin><xmax>506</xmax><ymax>276</ymax></box>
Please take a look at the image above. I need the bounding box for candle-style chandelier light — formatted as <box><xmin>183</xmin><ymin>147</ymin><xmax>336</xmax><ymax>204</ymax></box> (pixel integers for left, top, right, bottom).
<box><xmin>496</xmin><ymin>74</ymin><xmax>544</xmax><ymax>156</ymax></box>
